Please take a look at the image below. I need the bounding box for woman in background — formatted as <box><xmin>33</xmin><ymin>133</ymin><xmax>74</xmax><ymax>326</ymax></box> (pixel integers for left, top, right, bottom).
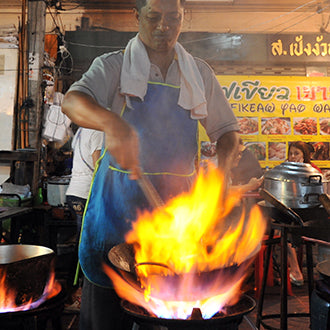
<box><xmin>288</xmin><ymin>141</ymin><xmax>322</xmax><ymax>173</ymax></box>
<box><xmin>231</xmin><ymin>138</ymin><xmax>264</xmax><ymax>193</ymax></box>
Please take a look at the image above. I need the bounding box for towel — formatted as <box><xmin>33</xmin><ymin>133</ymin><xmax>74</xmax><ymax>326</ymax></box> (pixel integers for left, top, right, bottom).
<box><xmin>120</xmin><ymin>35</ymin><xmax>207</xmax><ymax>119</ymax></box>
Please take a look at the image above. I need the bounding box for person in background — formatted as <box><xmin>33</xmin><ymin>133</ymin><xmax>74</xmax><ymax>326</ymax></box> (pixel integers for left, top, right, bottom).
<box><xmin>286</xmin><ymin>141</ymin><xmax>322</xmax><ymax>286</ymax></box>
<box><xmin>61</xmin><ymin>0</ymin><xmax>239</xmax><ymax>329</ymax></box>
<box><xmin>288</xmin><ymin>141</ymin><xmax>322</xmax><ymax>173</ymax></box>
<box><xmin>231</xmin><ymin>138</ymin><xmax>264</xmax><ymax>194</ymax></box>
<box><xmin>65</xmin><ymin>127</ymin><xmax>103</xmax><ymax>310</ymax></box>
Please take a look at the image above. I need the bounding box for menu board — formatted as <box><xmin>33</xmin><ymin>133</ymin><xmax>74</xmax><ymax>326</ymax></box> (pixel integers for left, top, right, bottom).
<box><xmin>217</xmin><ymin>75</ymin><xmax>330</xmax><ymax>169</ymax></box>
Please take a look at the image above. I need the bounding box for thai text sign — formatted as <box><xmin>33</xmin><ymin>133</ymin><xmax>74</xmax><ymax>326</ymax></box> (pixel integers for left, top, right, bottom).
<box><xmin>218</xmin><ymin>75</ymin><xmax>330</xmax><ymax>168</ymax></box>
<box><xmin>268</xmin><ymin>34</ymin><xmax>330</xmax><ymax>63</ymax></box>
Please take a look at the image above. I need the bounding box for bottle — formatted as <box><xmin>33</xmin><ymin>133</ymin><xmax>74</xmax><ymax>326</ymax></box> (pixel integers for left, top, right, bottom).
<box><xmin>33</xmin><ymin>187</ymin><xmax>44</xmax><ymax>206</ymax></box>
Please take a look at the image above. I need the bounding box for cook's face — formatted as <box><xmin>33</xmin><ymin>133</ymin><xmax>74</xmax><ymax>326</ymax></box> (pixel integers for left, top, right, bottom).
<box><xmin>136</xmin><ymin>0</ymin><xmax>184</xmax><ymax>53</ymax></box>
<box><xmin>288</xmin><ymin>146</ymin><xmax>304</xmax><ymax>163</ymax></box>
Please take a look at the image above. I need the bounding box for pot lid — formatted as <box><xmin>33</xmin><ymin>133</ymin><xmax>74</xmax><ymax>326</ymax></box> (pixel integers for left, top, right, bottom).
<box><xmin>264</xmin><ymin>161</ymin><xmax>323</xmax><ymax>182</ymax></box>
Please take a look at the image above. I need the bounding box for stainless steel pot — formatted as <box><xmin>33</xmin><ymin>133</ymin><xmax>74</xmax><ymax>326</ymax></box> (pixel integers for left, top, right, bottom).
<box><xmin>264</xmin><ymin>162</ymin><xmax>323</xmax><ymax>209</ymax></box>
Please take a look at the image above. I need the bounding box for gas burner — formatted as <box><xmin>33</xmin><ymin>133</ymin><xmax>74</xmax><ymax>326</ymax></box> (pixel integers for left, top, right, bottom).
<box><xmin>121</xmin><ymin>294</ymin><xmax>255</xmax><ymax>330</ymax></box>
<box><xmin>0</xmin><ymin>285</ymin><xmax>66</xmax><ymax>330</ymax></box>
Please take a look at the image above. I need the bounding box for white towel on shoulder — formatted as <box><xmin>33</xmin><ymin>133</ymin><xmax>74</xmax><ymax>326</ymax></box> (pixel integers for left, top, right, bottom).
<box><xmin>120</xmin><ymin>35</ymin><xmax>207</xmax><ymax>119</ymax></box>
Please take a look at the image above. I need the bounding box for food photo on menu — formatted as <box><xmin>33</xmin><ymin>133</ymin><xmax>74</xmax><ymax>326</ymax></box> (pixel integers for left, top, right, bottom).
<box><xmin>310</xmin><ymin>142</ymin><xmax>330</xmax><ymax>161</ymax></box>
<box><xmin>237</xmin><ymin>117</ymin><xmax>258</xmax><ymax>134</ymax></box>
<box><xmin>261</xmin><ymin>117</ymin><xmax>291</xmax><ymax>135</ymax></box>
<box><xmin>268</xmin><ymin>142</ymin><xmax>286</xmax><ymax>160</ymax></box>
<box><xmin>245</xmin><ymin>142</ymin><xmax>266</xmax><ymax>161</ymax></box>
<box><xmin>320</xmin><ymin>118</ymin><xmax>330</xmax><ymax>135</ymax></box>
<box><xmin>200</xmin><ymin>141</ymin><xmax>218</xmax><ymax>167</ymax></box>
<box><xmin>293</xmin><ymin>117</ymin><xmax>317</xmax><ymax>135</ymax></box>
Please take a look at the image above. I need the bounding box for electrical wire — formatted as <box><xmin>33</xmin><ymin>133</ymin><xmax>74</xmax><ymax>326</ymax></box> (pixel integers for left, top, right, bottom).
<box><xmin>275</xmin><ymin>3</ymin><xmax>330</xmax><ymax>34</ymax></box>
<box><xmin>65</xmin><ymin>40</ymin><xmax>125</xmax><ymax>49</ymax></box>
<box><xmin>32</xmin><ymin>0</ymin><xmax>330</xmax><ymax>66</ymax></box>
<box><xmin>242</xmin><ymin>0</ymin><xmax>320</xmax><ymax>31</ymax></box>
<box><xmin>183</xmin><ymin>0</ymin><xmax>329</xmax><ymax>50</ymax></box>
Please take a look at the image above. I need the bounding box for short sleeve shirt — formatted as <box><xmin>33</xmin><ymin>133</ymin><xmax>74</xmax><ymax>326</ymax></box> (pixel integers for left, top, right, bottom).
<box><xmin>66</xmin><ymin>128</ymin><xmax>104</xmax><ymax>199</ymax></box>
<box><xmin>68</xmin><ymin>48</ymin><xmax>238</xmax><ymax>142</ymax></box>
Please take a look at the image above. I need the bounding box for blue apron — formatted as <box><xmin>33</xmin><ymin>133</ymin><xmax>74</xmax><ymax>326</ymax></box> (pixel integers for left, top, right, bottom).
<box><xmin>79</xmin><ymin>82</ymin><xmax>198</xmax><ymax>287</ymax></box>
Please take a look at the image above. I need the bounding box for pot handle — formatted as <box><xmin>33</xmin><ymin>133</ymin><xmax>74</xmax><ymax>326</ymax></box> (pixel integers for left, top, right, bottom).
<box><xmin>259</xmin><ymin>188</ymin><xmax>304</xmax><ymax>226</ymax></box>
<box><xmin>303</xmin><ymin>193</ymin><xmax>321</xmax><ymax>204</ymax></box>
<box><xmin>308</xmin><ymin>175</ymin><xmax>322</xmax><ymax>184</ymax></box>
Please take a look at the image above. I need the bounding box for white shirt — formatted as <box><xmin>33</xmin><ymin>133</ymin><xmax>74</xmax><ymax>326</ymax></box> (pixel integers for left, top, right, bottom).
<box><xmin>66</xmin><ymin>128</ymin><xmax>104</xmax><ymax>199</ymax></box>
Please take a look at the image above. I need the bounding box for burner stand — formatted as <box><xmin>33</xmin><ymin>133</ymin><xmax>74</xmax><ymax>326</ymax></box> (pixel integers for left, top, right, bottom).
<box><xmin>0</xmin><ymin>287</ymin><xmax>66</xmax><ymax>330</ymax></box>
<box><xmin>121</xmin><ymin>294</ymin><xmax>256</xmax><ymax>330</ymax></box>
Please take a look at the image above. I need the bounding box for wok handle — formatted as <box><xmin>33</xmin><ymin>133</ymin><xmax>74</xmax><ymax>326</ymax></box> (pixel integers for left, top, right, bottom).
<box><xmin>259</xmin><ymin>188</ymin><xmax>304</xmax><ymax>226</ymax></box>
<box><xmin>319</xmin><ymin>193</ymin><xmax>330</xmax><ymax>215</ymax></box>
<box><xmin>134</xmin><ymin>262</ymin><xmax>176</xmax><ymax>276</ymax></box>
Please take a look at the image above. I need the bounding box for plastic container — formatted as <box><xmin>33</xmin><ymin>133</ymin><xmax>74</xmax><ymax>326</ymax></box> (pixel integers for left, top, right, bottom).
<box><xmin>47</xmin><ymin>176</ymin><xmax>70</xmax><ymax>206</ymax></box>
<box><xmin>0</xmin><ymin>193</ymin><xmax>32</xmax><ymax>207</ymax></box>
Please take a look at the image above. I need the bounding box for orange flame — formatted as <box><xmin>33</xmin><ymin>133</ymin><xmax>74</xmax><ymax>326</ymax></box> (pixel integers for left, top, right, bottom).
<box><xmin>107</xmin><ymin>163</ymin><xmax>266</xmax><ymax>319</ymax></box>
<box><xmin>0</xmin><ymin>268</ymin><xmax>61</xmax><ymax>313</ymax></box>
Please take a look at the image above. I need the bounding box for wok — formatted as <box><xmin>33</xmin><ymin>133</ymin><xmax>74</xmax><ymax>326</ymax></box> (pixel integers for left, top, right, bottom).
<box><xmin>0</xmin><ymin>244</ymin><xmax>55</xmax><ymax>306</ymax></box>
<box><xmin>316</xmin><ymin>259</ymin><xmax>330</xmax><ymax>282</ymax></box>
<box><xmin>108</xmin><ymin>242</ymin><xmax>258</xmax><ymax>301</ymax></box>
<box><xmin>315</xmin><ymin>259</ymin><xmax>330</xmax><ymax>301</ymax></box>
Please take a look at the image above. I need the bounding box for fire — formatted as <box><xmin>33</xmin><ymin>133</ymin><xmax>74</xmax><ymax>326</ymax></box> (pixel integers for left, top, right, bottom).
<box><xmin>0</xmin><ymin>268</ymin><xmax>61</xmax><ymax>313</ymax></box>
<box><xmin>105</xmin><ymin>163</ymin><xmax>267</xmax><ymax>319</ymax></box>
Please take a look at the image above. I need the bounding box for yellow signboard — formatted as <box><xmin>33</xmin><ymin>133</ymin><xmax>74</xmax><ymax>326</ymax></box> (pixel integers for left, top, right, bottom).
<box><xmin>217</xmin><ymin>75</ymin><xmax>330</xmax><ymax>168</ymax></box>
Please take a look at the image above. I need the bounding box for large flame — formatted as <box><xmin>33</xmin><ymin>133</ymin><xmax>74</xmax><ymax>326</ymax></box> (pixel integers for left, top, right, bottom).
<box><xmin>105</xmin><ymin>163</ymin><xmax>266</xmax><ymax>319</ymax></box>
<box><xmin>0</xmin><ymin>269</ymin><xmax>61</xmax><ymax>313</ymax></box>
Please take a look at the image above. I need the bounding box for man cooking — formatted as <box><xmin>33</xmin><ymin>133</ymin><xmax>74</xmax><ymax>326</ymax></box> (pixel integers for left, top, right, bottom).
<box><xmin>61</xmin><ymin>0</ymin><xmax>239</xmax><ymax>329</ymax></box>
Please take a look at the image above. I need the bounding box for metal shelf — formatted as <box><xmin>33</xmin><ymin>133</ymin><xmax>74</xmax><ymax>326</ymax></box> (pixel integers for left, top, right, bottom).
<box><xmin>0</xmin><ymin>150</ymin><xmax>38</xmax><ymax>163</ymax></box>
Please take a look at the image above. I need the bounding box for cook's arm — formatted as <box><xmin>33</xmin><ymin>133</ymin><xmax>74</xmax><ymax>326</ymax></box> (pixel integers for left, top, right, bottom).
<box><xmin>216</xmin><ymin>131</ymin><xmax>240</xmax><ymax>175</ymax></box>
<box><xmin>62</xmin><ymin>91</ymin><xmax>141</xmax><ymax>179</ymax></box>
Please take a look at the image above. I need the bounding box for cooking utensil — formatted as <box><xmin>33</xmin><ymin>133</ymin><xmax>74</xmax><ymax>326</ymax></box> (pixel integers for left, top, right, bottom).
<box><xmin>259</xmin><ymin>188</ymin><xmax>304</xmax><ymax>226</ymax></box>
<box><xmin>137</xmin><ymin>175</ymin><xmax>164</xmax><ymax>208</ymax></box>
<box><xmin>264</xmin><ymin>162</ymin><xmax>323</xmax><ymax>209</ymax></box>
<box><xmin>108</xmin><ymin>242</ymin><xmax>258</xmax><ymax>301</ymax></box>
<box><xmin>0</xmin><ymin>244</ymin><xmax>55</xmax><ymax>306</ymax></box>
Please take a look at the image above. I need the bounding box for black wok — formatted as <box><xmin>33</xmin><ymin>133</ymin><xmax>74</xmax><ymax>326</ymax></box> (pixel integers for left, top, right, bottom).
<box><xmin>108</xmin><ymin>242</ymin><xmax>258</xmax><ymax>301</ymax></box>
<box><xmin>315</xmin><ymin>259</ymin><xmax>330</xmax><ymax>301</ymax></box>
<box><xmin>0</xmin><ymin>244</ymin><xmax>55</xmax><ymax>306</ymax></box>
<box><xmin>316</xmin><ymin>259</ymin><xmax>330</xmax><ymax>284</ymax></box>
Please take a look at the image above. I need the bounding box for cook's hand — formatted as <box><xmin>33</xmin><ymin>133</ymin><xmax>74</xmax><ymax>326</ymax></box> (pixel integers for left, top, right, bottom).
<box><xmin>104</xmin><ymin>116</ymin><xmax>142</xmax><ymax>180</ymax></box>
<box><xmin>246</xmin><ymin>176</ymin><xmax>264</xmax><ymax>191</ymax></box>
<box><xmin>61</xmin><ymin>91</ymin><xmax>142</xmax><ymax>179</ymax></box>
